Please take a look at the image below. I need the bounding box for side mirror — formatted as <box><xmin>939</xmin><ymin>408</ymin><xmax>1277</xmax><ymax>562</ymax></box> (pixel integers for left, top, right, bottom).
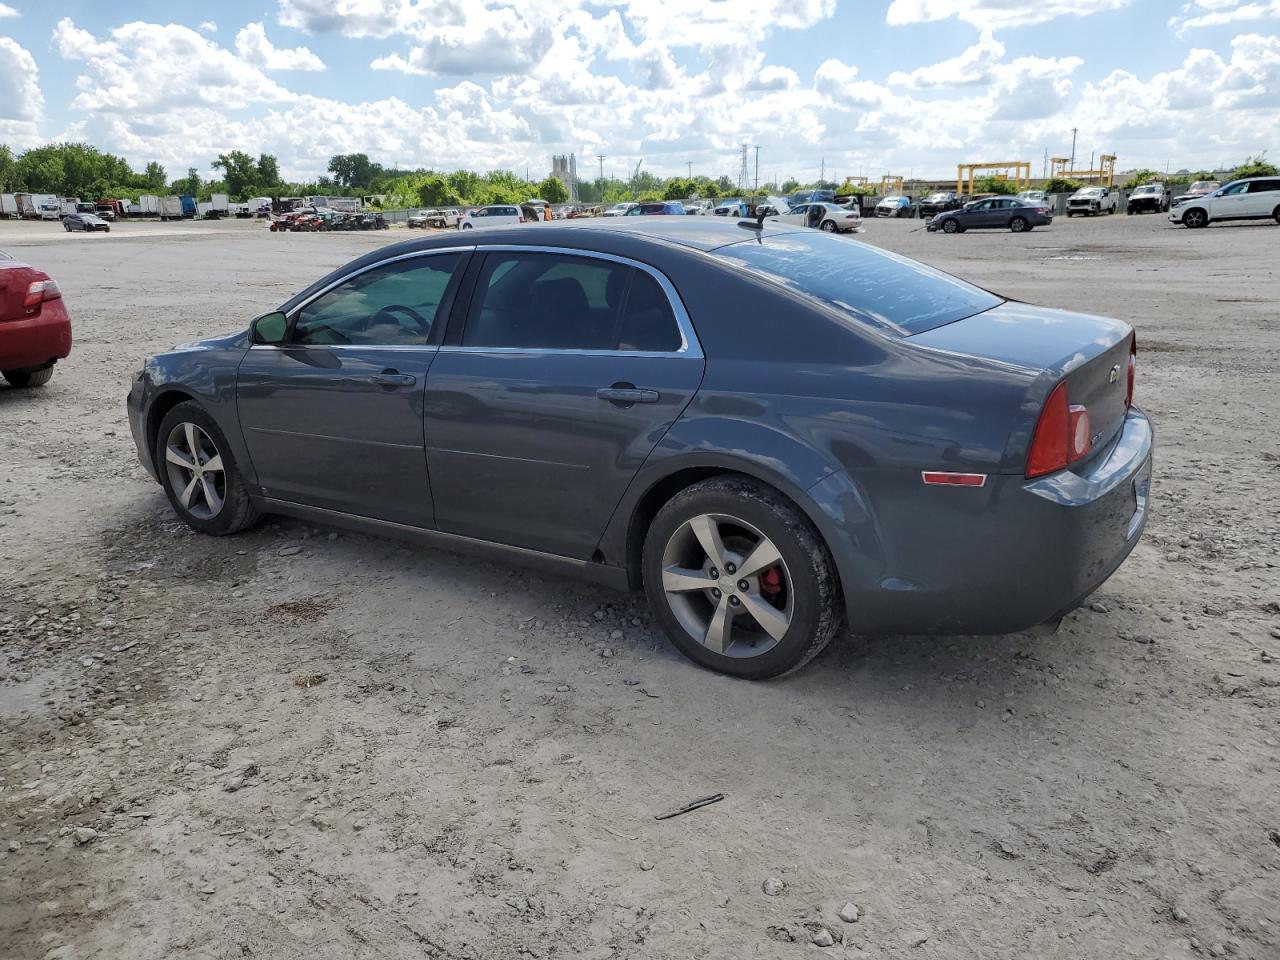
<box><xmin>251</xmin><ymin>311</ymin><xmax>288</xmax><ymax>345</ymax></box>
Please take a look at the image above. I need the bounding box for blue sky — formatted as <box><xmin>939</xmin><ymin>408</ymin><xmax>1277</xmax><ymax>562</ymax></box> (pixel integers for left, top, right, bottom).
<box><xmin>1</xmin><ymin>1</ymin><xmax>1277</xmax><ymax>182</ymax></box>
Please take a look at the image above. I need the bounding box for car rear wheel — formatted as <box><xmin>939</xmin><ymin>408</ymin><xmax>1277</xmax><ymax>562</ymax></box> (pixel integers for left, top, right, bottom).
<box><xmin>2</xmin><ymin>366</ymin><xmax>55</xmax><ymax>388</ymax></box>
<box><xmin>1183</xmin><ymin>207</ymin><xmax>1208</xmax><ymax>228</ymax></box>
<box><xmin>1273</xmin><ymin>205</ymin><xmax>1280</xmax><ymax>225</ymax></box>
<box><xmin>819</xmin><ymin>220</ymin><xmax>837</xmax><ymax>233</ymax></box>
<box><xmin>156</xmin><ymin>401</ymin><xmax>260</xmax><ymax>536</ymax></box>
<box><xmin>1010</xmin><ymin>216</ymin><xmax>1028</xmax><ymax>233</ymax></box>
<box><xmin>643</xmin><ymin>476</ymin><xmax>842</xmax><ymax>680</ymax></box>
<box><xmin>942</xmin><ymin>218</ymin><xmax>959</xmax><ymax>234</ymax></box>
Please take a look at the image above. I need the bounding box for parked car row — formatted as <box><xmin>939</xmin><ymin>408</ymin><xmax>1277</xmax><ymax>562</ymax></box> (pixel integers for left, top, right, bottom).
<box><xmin>270</xmin><ymin>210</ymin><xmax>389</xmax><ymax>232</ymax></box>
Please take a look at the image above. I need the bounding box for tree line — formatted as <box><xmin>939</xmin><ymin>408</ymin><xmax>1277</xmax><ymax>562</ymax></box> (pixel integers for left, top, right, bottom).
<box><xmin>3</xmin><ymin>141</ymin><xmax>1273</xmax><ymax>210</ymax></box>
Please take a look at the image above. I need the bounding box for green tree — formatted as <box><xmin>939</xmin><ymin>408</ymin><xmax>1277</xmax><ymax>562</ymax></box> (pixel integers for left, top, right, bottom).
<box><xmin>327</xmin><ymin>152</ymin><xmax>374</xmax><ymax>188</ymax></box>
<box><xmin>1126</xmin><ymin>169</ymin><xmax>1159</xmax><ymax>186</ymax></box>
<box><xmin>536</xmin><ymin>175</ymin><xmax>569</xmax><ymax>204</ymax></box>
<box><xmin>972</xmin><ymin>175</ymin><xmax>1017</xmax><ymax>195</ymax></box>
<box><xmin>1044</xmin><ymin>177</ymin><xmax>1083</xmax><ymax>193</ymax></box>
<box><xmin>0</xmin><ymin>144</ymin><xmax>17</xmax><ymax>192</ymax></box>
<box><xmin>715</xmin><ymin>175</ymin><xmax>735</xmax><ymax>194</ymax></box>
<box><xmin>1231</xmin><ymin>154</ymin><xmax>1278</xmax><ymax>179</ymax></box>
<box><xmin>211</xmin><ymin>151</ymin><xmax>259</xmax><ymax>199</ymax></box>
<box><xmin>173</xmin><ymin>166</ymin><xmax>201</xmax><ymax>196</ymax></box>
<box><xmin>257</xmin><ymin>154</ymin><xmax>281</xmax><ymax>187</ymax></box>
<box><xmin>417</xmin><ymin>176</ymin><xmax>461</xmax><ymax>207</ymax></box>
<box><xmin>143</xmin><ymin>161</ymin><xmax>167</xmax><ymax>191</ymax></box>
<box><xmin>779</xmin><ymin>178</ymin><xmax>800</xmax><ymax>194</ymax></box>
<box><xmin>663</xmin><ymin>177</ymin><xmax>692</xmax><ymax>200</ymax></box>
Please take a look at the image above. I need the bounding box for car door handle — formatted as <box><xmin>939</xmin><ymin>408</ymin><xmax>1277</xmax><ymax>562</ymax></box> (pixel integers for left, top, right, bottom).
<box><xmin>370</xmin><ymin>371</ymin><xmax>416</xmax><ymax>386</ymax></box>
<box><xmin>597</xmin><ymin>386</ymin><xmax>659</xmax><ymax>404</ymax></box>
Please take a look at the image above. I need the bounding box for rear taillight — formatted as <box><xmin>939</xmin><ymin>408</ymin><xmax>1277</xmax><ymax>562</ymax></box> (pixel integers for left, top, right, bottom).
<box><xmin>24</xmin><ymin>279</ymin><xmax>61</xmax><ymax>309</ymax></box>
<box><xmin>1026</xmin><ymin>380</ymin><xmax>1091</xmax><ymax>478</ymax></box>
<box><xmin>1126</xmin><ymin>336</ymin><xmax>1136</xmax><ymax>408</ymax></box>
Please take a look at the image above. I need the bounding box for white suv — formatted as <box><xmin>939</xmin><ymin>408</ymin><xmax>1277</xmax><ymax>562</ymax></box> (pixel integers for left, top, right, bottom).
<box><xmin>1169</xmin><ymin>177</ymin><xmax>1280</xmax><ymax>228</ymax></box>
<box><xmin>459</xmin><ymin>205</ymin><xmax>525</xmax><ymax>230</ymax></box>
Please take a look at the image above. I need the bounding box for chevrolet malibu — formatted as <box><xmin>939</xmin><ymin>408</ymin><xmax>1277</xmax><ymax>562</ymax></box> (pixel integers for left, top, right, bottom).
<box><xmin>127</xmin><ymin>219</ymin><xmax>1152</xmax><ymax>679</ymax></box>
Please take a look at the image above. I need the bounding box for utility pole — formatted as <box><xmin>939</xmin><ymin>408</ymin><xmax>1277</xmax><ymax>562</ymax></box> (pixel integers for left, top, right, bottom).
<box><xmin>820</xmin><ymin>156</ymin><xmax>825</xmax><ymax>184</ymax></box>
<box><xmin>753</xmin><ymin>145</ymin><xmax>760</xmax><ymax>193</ymax></box>
<box><xmin>1069</xmin><ymin>128</ymin><xmax>1078</xmax><ymax>171</ymax></box>
<box><xmin>597</xmin><ymin>154</ymin><xmax>606</xmax><ymax>185</ymax></box>
<box><xmin>687</xmin><ymin>160</ymin><xmax>692</xmax><ymax>179</ymax></box>
<box><xmin>738</xmin><ymin>144</ymin><xmax>750</xmax><ymax>193</ymax></box>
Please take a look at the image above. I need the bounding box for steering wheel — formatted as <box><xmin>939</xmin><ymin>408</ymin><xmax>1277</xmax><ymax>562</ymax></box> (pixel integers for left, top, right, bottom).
<box><xmin>372</xmin><ymin>304</ymin><xmax>430</xmax><ymax>334</ymax></box>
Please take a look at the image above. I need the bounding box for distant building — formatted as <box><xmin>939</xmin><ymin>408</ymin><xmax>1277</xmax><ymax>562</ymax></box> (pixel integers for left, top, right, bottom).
<box><xmin>552</xmin><ymin>153</ymin><xmax>579</xmax><ymax>201</ymax></box>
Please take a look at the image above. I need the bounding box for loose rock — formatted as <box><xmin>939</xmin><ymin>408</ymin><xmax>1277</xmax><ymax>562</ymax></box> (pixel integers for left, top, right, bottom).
<box><xmin>762</xmin><ymin>877</ymin><xmax>785</xmax><ymax>896</ymax></box>
<box><xmin>811</xmin><ymin>928</ymin><xmax>835</xmax><ymax>947</ymax></box>
<box><xmin>838</xmin><ymin>902</ymin><xmax>860</xmax><ymax>923</ymax></box>
<box><xmin>73</xmin><ymin>827</ymin><xmax>98</xmax><ymax>846</ymax></box>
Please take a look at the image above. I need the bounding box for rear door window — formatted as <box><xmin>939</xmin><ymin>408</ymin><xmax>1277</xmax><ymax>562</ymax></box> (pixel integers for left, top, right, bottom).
<box><xmin>714</xmin><ymin>232</ymin><xmax>1002</xmax><ymax>336</ymax></box>
<box><xmin>462</xmin><ymin>252</ymin><xmax>682</xmax><ymax>352</ymax></box>
<box><xmin>1248</xmin><ymin>179</ymin><xmax>1280</xmax><ymax>193</ymax></box>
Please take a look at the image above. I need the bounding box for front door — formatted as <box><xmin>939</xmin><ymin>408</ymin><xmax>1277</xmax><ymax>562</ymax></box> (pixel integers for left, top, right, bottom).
<box><xmin>1210</xmin><ymin>181</ymin><xmax>1250</xmax><ymax>220</ymax></box>
<box><xmin>237</xmin><ymin>250</ymin><xmax>466</xmax><ymax>527</ymax></box>
<box><xmin>424</xmin><ymin>249</ymin><xmax>705</xmax><ymax>558</ymax></box>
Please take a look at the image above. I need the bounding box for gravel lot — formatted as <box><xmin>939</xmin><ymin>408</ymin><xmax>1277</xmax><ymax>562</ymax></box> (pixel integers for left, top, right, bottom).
<box><xmin>2</xmin><ymin>214</ymin><xmax>1278</xmax><ymax>960</ymax></box>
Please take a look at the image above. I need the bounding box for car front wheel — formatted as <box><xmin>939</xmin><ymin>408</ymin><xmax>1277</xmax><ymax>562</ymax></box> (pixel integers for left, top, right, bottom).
<box><xmin>1182</xmin><ymin>208</ymin><xmax>1208</xmax><ymax>228</ymax></box>
<box><xmin>942</xmin><ymin>218</ymin><xmax>959</xmax><ymax>233</ymax></box>
<box><xmin>155</xmin><ymin>401</ymin><xmax>260</xmax><ymax>536</ymax></box>
<box><xmin>643</xmin><ymin>476</ymin><xmax>842</xmax><ymax>680</ymax></box>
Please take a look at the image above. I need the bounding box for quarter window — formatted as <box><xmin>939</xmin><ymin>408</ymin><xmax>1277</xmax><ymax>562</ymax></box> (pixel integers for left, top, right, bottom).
<box><xmin>462</xmin><ymin>252</ymin><xmax>682</xmax><ymax>352</ymax></box>
<box><xmin>292</xmin><ymin>254</ymin><xmax>460</xmax><ymax>346</ymax></box>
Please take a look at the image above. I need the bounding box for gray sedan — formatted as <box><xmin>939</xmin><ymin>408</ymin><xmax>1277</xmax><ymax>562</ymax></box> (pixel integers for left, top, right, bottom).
<box><xmin>928</xmin><ymin>197</ymin><xmax>1053</xmax><ymax>233</ymax></box>
<box><xmin>127</xmin><ymin>219</ymin><xmax>1151</xmax><ymax>679</ymax></box>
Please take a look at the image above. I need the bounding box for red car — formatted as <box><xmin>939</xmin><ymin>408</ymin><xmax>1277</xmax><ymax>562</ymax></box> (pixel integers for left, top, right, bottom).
<box><xmin>1</xmin><ymin>250</ymin><xmax>71</xmax><ymax>388</ymax></box>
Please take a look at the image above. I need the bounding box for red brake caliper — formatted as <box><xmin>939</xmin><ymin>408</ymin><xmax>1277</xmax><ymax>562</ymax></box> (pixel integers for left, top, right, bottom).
<box><xmin>759</xmin><ymin>566</ymin><xmax>784</xmax><ymax>601</ymax></box>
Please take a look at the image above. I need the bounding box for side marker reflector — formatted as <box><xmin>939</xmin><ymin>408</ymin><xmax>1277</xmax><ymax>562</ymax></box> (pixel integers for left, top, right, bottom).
<box><xmin>921</xmin><ymin>471</ymin><xmax>987</xmax><ymax>487</ymax></box>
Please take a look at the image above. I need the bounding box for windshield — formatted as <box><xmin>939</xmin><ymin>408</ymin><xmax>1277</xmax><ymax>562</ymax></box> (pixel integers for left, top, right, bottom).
<box><xmin>926</xmin><ymin>193</ymin><xmax>949</xmax><ymax>201</ymax></box>
<box><xmin>1134</xmin><ymin>186</ymin><xmax>1156</xmax><ymax>193</ymax></box>
<box><xmin>714</xmin><ymin>232</ymin><xmax>1002</xmax><ymax>336</ymax></box>
<box><xmin>1075</xmin><ymin>189</ymin><xmax>1103</xmax><ymax>196</ymax></box>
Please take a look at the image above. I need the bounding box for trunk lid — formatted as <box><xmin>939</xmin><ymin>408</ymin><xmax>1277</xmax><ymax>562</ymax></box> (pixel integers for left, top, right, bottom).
<box><xmin>909</xmin><ymin>301</ymin><xmax>1134</xmax><ymax>470</ymax></box>
<box><xmin>0</xmin><ymin>260</ymin><xmax>47</xmax><ymax>323</ymax></box>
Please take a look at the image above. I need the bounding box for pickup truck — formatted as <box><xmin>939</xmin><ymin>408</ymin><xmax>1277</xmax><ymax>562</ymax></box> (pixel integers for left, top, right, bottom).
<box><xmin>1066</xmin><ymin>187</ymin><xmax>1119</xmax><ymax>216</ymax></box>
<box><xmin>1126</xmin><ymin>183</ymin><xmax>1168</xmax><ymax>214</ymax></box>
<box><xmin>1</xmin><ymin>249</ymin><xmax>72</xmax><ymax>388</ymax></box>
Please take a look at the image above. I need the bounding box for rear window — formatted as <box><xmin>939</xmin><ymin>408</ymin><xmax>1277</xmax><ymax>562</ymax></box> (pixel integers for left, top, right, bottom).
<box><xmin>714</xmin><ymin>232</ymin><xmax>1002</xmax><ymax>336</ymax></box>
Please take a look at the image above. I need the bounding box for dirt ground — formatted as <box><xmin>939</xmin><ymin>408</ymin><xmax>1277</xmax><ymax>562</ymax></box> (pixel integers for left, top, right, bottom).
<box><xmin>1</xmin><ymin>213</ymin><xmax>1277</xmax><ymax>960</ymax></box>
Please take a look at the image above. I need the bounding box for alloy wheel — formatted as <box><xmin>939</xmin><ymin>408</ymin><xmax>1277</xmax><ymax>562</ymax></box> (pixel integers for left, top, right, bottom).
<box><xmin>163</xmin><ymin>422</ymin><xmax>226</xmax><ymax>520</ymax></box>
<box><xmin>660</xmin><ymin>513</ymin><xmax>794</xmax><ymax>658</ymax></box>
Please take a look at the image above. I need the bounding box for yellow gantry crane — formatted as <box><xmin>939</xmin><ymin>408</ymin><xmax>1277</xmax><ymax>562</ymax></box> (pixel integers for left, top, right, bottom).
<box><xmin>956</xmin><ymin>161</ymin><xmax>1032</xmax><ymax>195</ymax></box>
<box><xmin>1049</xmin><ymin>154</ymin><xmax>1117</xmax><ymax>187</ymax></box>
<box><xmin>879</xmin><ymin>175</ymin><xmax>905</xmax><ymax>195</ymax></box>
<box><xmin>842</xmin><ymin>176</ymin><xmax>870</xmax><ymax>189</ymax></box>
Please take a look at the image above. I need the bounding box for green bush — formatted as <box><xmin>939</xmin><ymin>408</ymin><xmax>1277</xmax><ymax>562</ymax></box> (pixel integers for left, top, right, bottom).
<box><xmin>1044</xmin><ymin>177</ymin><xmax>1084</xmax><ymax>194</ymax></box>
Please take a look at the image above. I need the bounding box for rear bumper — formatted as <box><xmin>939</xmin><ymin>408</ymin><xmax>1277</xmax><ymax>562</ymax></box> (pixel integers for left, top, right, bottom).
<box><xmin>0</xmin><ymin>301</ymin><xmax>72</xmax><ymax>371</ymax></box>
<box><xmin>829</xmin><ymin>406</ymin><xmax>1153</xmax><ymax>635</ymax></box>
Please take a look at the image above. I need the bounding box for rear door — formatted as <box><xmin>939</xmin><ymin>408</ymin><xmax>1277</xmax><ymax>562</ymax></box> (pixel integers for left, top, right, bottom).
<box><xmin>236</xmin><ymin>249</ymin><xmax>467</xmax><ymax>527</ymax></box>
<box><xmin>1245</xmin><ymin>178</ymin><xmax>1280</xmax><ymax>217</ymax></box>
<box><xmin>423</xmin><ymin>247</ymin><xmax>705</xmax><ymax>558</ymax></box>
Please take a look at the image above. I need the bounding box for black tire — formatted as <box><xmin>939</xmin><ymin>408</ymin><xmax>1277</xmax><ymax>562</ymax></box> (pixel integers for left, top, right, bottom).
<box><xmin>155</xmin><ymin>401</ymin><xmax>260</xmax><ymax>536</ymax></box>
<box><xmin>1009</xmin><ymin>216</ymin><xmax>1028</xmax><ymax>233</ymax></box>
<box><xmin>64</xmin><ymin>223</ymin><xmax>71</xmax><ymax>232</ymax></box>
<box><xmin>642</xmin><ymin>476</ymin><xmax>843</xmax><ymax>680</ymax></box>
<box><xmin>941</xmin><ymin>218</ymin><xmax>959</xmax><ymax>234</ymax></box>
<box><xmin>1273</xmin><ymin>205</ymin><xmax>1280</xmax><ymax>225</ymax></box>
<box><xmin>1066</xmin><ymin>211</ymin><xmax>1074</xmax><ymax>218</ymax></box>
<box><xmin>819</xmin><ymin>220</ymin><xmax>837</xmax><ymax>233</ymax></box>
<box><xmin>1182</xmin><ymin>207</ymin><xmax>1208</xmax><ymax>229</ymax></box>
<box><xmin>2</xmin><ymin>366</ymin><xmax>55</xmax><ymax>388</ymax></box>
<box><xmin>1126</xmin><ymin>207</ymin><xmax>1134</xmax><ymax>215</ymax></box>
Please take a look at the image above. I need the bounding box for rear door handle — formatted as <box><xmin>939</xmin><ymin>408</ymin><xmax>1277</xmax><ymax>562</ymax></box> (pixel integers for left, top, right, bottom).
<box><xmin>597</xmin><ymin>386</ymin><xmax>659</xmax><ymax>404</ymax></box>
<box><xmin>371</xmin><ymin>371</ymin><xmax>416</xmax><ymax>386</ymax></box>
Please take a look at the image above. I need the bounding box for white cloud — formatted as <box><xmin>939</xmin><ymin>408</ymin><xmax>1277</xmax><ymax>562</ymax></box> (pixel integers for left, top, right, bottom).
<box><xmin>199</xmin><ymin>21</ymin><xmax>217</xmax><ymax>33</ymax></box>
<box><xmin>235</xmin><ymin>22</ymin><xmax>326</xmax><ymax>71</ymax></box>
<box><xmin>0</xmin><ymin>4</ymin><xmax>20</xmax><ymax>19</ymax></box>
<box><xmin>1169</xmin><ymin>0</ymin><xmax>1280</xmax><ymax>34</ymax></box>
<box><xmin>53</xmin><ymin>17</ymin><xmax>295</xmax><ymax>112</ymax></box>
<box><xmin>0</xmin><ymin>37</ymin><xmax>43</xmax><ymax>147</ymax></box>
<box><xmin>886</xmin><ymin>0</ymin><xmax>1130</xmax><ymax>28</ymax></box>
<box><xmin>889</xmin><ymin>29</ymin><xmax>1005</xmax><ymax>87</ymax></box>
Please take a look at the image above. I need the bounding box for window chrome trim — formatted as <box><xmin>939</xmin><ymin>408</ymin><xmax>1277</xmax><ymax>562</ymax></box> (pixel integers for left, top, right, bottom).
<box><xmin>443</xmin><ymin>243</ymin><xmax>702</xmax><ymax>359</ymax></box>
